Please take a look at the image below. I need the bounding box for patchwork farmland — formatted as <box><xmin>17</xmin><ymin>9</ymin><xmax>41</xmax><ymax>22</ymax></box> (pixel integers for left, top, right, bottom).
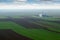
<box><xmin>0</xmin><ymin>16</ymin><xmax>60</xmax><ymax>40</ymax></box>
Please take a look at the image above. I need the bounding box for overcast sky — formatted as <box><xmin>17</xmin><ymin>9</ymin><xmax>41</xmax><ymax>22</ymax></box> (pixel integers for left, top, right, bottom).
<box><xmin>0</xmin><ymin>0</ymin><xmax>60</xmax><ymax>3</ymax></box>
<box><xmin>0</xmin><ymin>0</ymin><xmax>60</xmax><ymax>10</ymax></box>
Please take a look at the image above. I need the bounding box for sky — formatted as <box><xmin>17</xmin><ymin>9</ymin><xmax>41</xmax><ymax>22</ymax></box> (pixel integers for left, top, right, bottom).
<box><xmin>0</xmin><ymin>0</ymin><xmax>60</xmax><ymax>10</ymax></box>
<box><xmin>0</xmin><ymin>0</ymin><xmax>60</xmax><ymax>4</ymax></box>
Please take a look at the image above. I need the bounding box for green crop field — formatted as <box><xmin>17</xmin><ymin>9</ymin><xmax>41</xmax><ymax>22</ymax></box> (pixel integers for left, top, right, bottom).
<box><xmin>0</xmin><ymin>16</ymin><xmax>8</xmax><ymax>18</ymax></box>
<box><xmin>0</xmin><ymin>16</ymin><xmax>60</xmax><ymax>40</ymax></box>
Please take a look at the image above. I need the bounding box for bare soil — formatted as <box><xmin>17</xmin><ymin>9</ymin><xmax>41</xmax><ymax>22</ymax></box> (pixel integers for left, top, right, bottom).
<box><xmin>0</xmin><ymin>29</ymin><xmax>32</xmax><ymax>40</ymax></box>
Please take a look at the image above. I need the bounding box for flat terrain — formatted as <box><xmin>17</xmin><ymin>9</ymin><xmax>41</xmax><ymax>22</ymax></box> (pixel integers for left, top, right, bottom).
<box><xmin>0</xmin><ymin>16</ymin><xmax>60</xmax><ymax>40</ymax></box>
<box><xmin>0</xmin><ymin>29</ymin><xmax>32</xmax><ymax>40</ymax></box>
<box><xmin>8</xmin><ymin>17</ymin><xmax>60</xmax><ymax>33</ymax></box>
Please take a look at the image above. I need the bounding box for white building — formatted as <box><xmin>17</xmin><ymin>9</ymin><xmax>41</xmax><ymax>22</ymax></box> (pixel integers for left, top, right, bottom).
<box><xmin>39</xmin><ymin>14</ymin><xmax>43</xmax><ymax>17</ymax></box>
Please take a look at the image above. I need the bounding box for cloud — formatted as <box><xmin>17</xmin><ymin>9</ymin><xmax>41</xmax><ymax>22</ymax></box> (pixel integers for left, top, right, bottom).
<box><xmin>13</xmin><ymin>0</ymin><xmax>27</xmax><ymax>4</ymax></box>
<box><xmin>0</xmin><ymin>4</ymin><xmax>60</xmax><ymax>9</ymax></box>
<box><xmin>15</xmin><ymin>0</ymin><xmax>27</xmax><ymax>2</ymax></box>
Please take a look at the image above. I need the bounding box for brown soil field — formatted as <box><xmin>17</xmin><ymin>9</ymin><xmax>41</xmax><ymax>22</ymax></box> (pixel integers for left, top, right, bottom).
<box><xmin>0</xmin><ymin>29</ymin><xmax>32</xmax><ymax>40</ymax></box>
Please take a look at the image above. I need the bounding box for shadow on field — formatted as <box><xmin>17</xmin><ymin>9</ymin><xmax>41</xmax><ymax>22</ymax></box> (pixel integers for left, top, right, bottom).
<box><xmin>0</xmin><ymin>29</ymin><xmax>32</xmax><ymax>40</ymax></box>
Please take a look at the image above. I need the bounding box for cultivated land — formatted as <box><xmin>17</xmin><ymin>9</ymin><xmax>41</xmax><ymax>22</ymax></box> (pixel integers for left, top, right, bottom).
<box><xmin>0</xmin><ymin>16</ymin><xmax>60</xmax><ymax>40</ymax></box>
